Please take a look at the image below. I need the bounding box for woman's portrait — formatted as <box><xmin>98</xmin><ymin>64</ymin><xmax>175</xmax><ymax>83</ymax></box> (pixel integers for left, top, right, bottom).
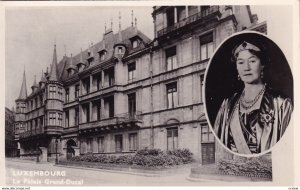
<box><xmin>205</xmin><ymin>32</ymin><xmax>293</xmax><ymax>155</ymax></box>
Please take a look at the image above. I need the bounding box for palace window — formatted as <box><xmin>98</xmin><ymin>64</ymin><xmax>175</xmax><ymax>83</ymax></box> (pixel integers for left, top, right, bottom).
<box><xmin>83</xmin><ymin>103</ymin><xmax>90</xmax><ymax>123</ymax></box>
<box><xmin>200</xmin><ymin>32</ymin><xmax>214</xmax><ymax>60</ymax></box>
<box><xmin>167</xmin><ymin>127</ymin><xmax>178</xmax><ymax>151</ymax></box>
<box><xmin>58</xmin><ymin>87</ymin><xmax>63</xmax><ymax>100</ymax></box>
<box><xmin>132</xmin><ymin>40</ymin><xmax>138</xmax><ymax>48</ymax></box>
<box><xmin>87</xmin><ymin>138</ymin><xmax>93</xmax><ymax>153</ymax></box>
<box><xmin>128</xmin><ymin>93</ymin><xmax>136</xmax><ymax>118</ymax></box>
<box><xmin>75</xmin><ymin>84</ymin><xmax>80</xmax><ymax>99</ymax></box>
<box><xmin>98</xmin><ymin>136</ymin><xmax>105</xmax><ymax>153</ymax></box>
<box><xmin>99</xmin><ymin>50</ymin><xmax>107</xmax><ymax>61</ymax></box>
<box><xmin>115</xmin><ymin>135</ymin><xmax>123</xmax><ymax>152</ymax></box>
<box><xmin>40</xmin><ymin>95</ymin><xmax>43</xmax><ymax>106</ymax></box>
<box><xmin>82</xmin><ymin>78</ymin><xmax>90</xmax><ymax>94</ymax></box>
<box><xmin>75</xmin><ymin>107</ymin><xmax>79</xmax><ymax>126</ymax></box>
<box><xmin>65</xmin><ymin>88</ymin><xmax>69</xmax><ymax>103</ymax></box>
<box><xmin>200</xmin><ymin>74</ymin><xmax>204</xmax><ymax>102</ymax></box>
<box><xmin>129</xmin><ymin>133</ymin><xmax>138</xmax><ymax>151</ymax></box>
<box><xmin>49</xmin><ymin>86</ymin><xmax>56</xmax><ymax>99</ymax></box>
<box><xmin>49</xmin><ymin>112</ymin><xmax>56</xmax><ymax>125</ymax></box>
<box><xmin>201</xmin><ymin>124</ymin><xmax>215</xmax><ymax>143</ymax></box>
<box><xmin>96</xmin><ymin>101</ymin><xmax>101</xmax><ymax>121</ymax></box>
<box><xmin>166</xmin><ymin>82</ymin><xmax>178</xmax><ymax>109</ymax></box>
<box><xmin>128</xmin><ymin>62</ymin><xmax>136</xmax><ymax>82</ymax></box>
<box><xmin>166</xmin><ymin>46</ymin><xmax>177</xmax><ymax>71</ymax></box>
<box><xmin>65</xmin><ymin>111</ymin><xmax>69</xmax><ymax>128</ymax></box>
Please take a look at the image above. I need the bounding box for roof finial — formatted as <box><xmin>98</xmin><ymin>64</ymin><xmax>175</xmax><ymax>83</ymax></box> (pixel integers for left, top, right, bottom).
<box><xmin>111</xmin><ymin>16</ymin><xmax>113</xmax><ymax>30</ymax></box>
<box><xmin>64</xmin><ymin>44</ymin><xmax>66</xmax><ymax>56</ymax></box>
<box><xmin>135</xmin><ymin>17</ymin><xmax>137</xmax><ymax>28</ymax></box>
<box><xmin>119</xmin><ymin>11</ymin><xmax>121</xmax><ymax>31</ymax></box>
<box><xmin>131</xmin><ymin>10</ymin><xmax>134</xmax><ymax>27</ymax></box>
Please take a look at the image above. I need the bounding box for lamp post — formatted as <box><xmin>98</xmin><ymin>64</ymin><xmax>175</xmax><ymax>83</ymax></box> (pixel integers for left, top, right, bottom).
<box><xmin>55</xmin><ymin>138</ymin><xmax>58</xmax><ymax>164</ymax></box>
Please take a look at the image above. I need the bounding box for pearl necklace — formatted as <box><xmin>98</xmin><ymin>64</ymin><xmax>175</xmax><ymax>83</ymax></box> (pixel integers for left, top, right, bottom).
<box><xmin>240</xmin><ymin>85</ymin><xmax>266</xmax><ymax>111</ymax></box>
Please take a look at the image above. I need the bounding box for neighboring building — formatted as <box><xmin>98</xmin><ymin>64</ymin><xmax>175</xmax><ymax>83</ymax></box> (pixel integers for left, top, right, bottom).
<box><xmin>14</xmin><ymin>5</ymin><xmax>266</xmax><ymax>164</ymax></box>
<box><xmin>5</xmin><ymin>107</ymin><xmax>17</xmax><ymax>157</ymax></box>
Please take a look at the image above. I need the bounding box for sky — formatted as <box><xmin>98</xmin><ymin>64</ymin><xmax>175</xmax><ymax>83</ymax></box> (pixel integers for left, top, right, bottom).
<box><xmin>5</xmin><ymin>5</ymin><xmax>294</xmax><ymax>109</ymax></box>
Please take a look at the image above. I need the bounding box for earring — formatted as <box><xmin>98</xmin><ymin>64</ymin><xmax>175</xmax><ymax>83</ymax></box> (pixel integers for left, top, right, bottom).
<box><xmin>261</xmin><ymin>71</ymin><xmax>264</xmax><ymax>79</ymax></box>
<box><xmin>238</xmin><ymin>75</ymin><xmax>240</xmax><ymax>81</ymax></box>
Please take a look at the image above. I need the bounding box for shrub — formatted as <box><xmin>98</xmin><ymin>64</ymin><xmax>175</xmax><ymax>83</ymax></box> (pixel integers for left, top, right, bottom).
<box><xmin>217</xmin><ymin>157</ymin><xmax>272</xmax><ymax>177</ymax></box>
<box><xmin>167</xmin><ymin>149</ymin><xmax>193</xmax><ymax>164</ymax></box>
<box><xmin>66</xmin><ymin>148</ymin><xmax>194</xmax><ymax>168</ymax></box>
<box><xmin>136</xmin><ymin>148</ymin><xmax>163</xmax><ymax>156</ymax></box>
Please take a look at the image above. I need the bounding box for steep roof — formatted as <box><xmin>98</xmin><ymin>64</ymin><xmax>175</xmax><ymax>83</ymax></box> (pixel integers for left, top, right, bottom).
<box><xmin>48</xmin><ymin>45</ymin><xmax>59</xmax><ymax>81</ymax></box>
<box><xmin>17</xmin><ymin>69</ymin><xmax>27</xmax><ymax>100</ymax></box>
<box><xmin>58</xmin><ymin>26</ymin><xmax>151</xmax><ymax>81</ymax></box>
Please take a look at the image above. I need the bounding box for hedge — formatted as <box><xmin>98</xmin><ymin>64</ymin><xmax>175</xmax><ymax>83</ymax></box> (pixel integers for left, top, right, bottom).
<box><xmin>68</xmin><ymin>148</ymin><xmax>193</xmax><ymax>168</ymax></box>
<box><xmin>217</xmin><ymin>157</ymin><xmax>272</xmax><ymax>178</ymax></box>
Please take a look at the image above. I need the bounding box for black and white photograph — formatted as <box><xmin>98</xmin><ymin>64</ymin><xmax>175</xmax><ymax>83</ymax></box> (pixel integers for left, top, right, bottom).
<box><xmin>2</xmin><ymin>2</ymin><xmax>298</xmax><ymax>188</ymax></box>
<box><xmin>205</xmin><ymin>32</ymin><xmax>293</xmax><ymax>155</ymax></box>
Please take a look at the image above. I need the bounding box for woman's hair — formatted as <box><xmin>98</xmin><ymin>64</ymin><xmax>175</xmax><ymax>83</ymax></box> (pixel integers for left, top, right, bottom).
<box><xmin>231</xmin><ymin>41</ymin><xmax>268</xmax><ymax>66</ymax></box>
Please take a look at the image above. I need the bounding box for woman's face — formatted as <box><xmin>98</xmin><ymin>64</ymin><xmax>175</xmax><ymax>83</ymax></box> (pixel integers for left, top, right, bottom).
<box><xmin>236</xmin><ymin>50</ymin><xmax>264</xmax><ymax>84</ymax></box>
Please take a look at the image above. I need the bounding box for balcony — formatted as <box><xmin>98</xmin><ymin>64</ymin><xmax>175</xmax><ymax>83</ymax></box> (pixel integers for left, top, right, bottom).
<box><xmin>19</xmin><ymin>127</ymin><xmax>44</xmax><ymax>139</ymax></box>
<box><xmin>79</xmin><ymin>112</ymin><xmax>142</xmax><ymax>133</ymax></box>
<box><xmin>157</xmin><ymin>6</ymin><xmax>221</xmax><ymax>37</ymax></box>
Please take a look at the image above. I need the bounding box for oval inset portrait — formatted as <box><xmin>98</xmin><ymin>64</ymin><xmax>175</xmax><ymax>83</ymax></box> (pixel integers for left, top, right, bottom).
<box><xmin>204</xmin><ymin>31</ymin><xmax>293</xmax><ymax>156</ymax></box>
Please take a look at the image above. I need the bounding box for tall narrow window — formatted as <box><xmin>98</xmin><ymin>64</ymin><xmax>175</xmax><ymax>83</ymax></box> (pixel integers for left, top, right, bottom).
<box><xmin>128</xmin><ymin>62</ymin><xmax>136</xmax><ymax>82</ymax></box>
<box><xmin>58</xmin><ymin>113</ymin><xmax>62</xmax><ymax>126</ymax></box>
<box><xmin>96</xmin><ymin>101</ymin><xmax>101</xmax><ymax>121</ymax></box>
<box><xmin>83</xmin><ymin>104</ymin><xmax>90</xmax><ymax>123</ymax></box>
<box><xmin>166</xmin><ymin>82</ymin><xmax>178</xmax><ymax>109</ymax></box>
<box><xmin>75</xmin><ymin>84</ymin><xmax>80</xmax><ymax>99</ymax></box>
<box><xmin>40</xmin><ymin>95</ymin><xmax>43</xmax><ymax>107</ymax></box>
<box><xmin>87</xmin><ymin>138</ymin><xmax>93</xmax><ymax>153</ymax></box>
<box><xmin>201</xmin><ymin>124</ymin><xmax>215</xmax><ymax>143</ymax></box>
<box><xmin>75</xmin><ymin>107</ymin><xmax>79</xmax><ymax>126</ymax></box>
<box><xmin>128</xmin><ymin>93</ymin><xmax>136</xmax><ymax>118</ymax></box>
<box><xmin>58</xmin><ymin>87</ymin><xmax>63</xmax><ymax>100</ymax></box>
<box><xmin>129</xmin><ymin>133</ymin><xmax>138</xmax><ymax>151</ymax></box>
<box><xmin>65</xmin><ymin>111</ymin><xmax>69</xmax><ymax>128</ymax></box>
<box><xmin>115</xmin><ymin>135</ymin><xmax>123</xmax><ymax>152</ymax></box>
<box><xmin>66</xmin><ymin>88</ymin><xmax>69</xmax><ymax>103</ymax></box>
<box><xmin>107</xmin><ymin>96</ymin><xmax>114</xmax><ymax>118</ymax></box>
<box><xmin>99</xmin><ymin>50</ymin><xmax>107</xmax><ymax>61</ymax></box>
<box><xmin>132</xmin><ymin>40</ymin><xmax>138</xmax><ymax>48</ymax></box>
<box><xmin>98</xmin><ymin>136</ymin><xmax>105</xmax><ymax>153</ymax></box>
<box><xmin>83</xmin><ymin>78</ymin><xmax>90</xmax><ymax>94</ymax></box>
<box><xmin>200</xmin><ymin>75</ymin><xmax>204</xmax><ymax>103</ymax></box>
<box><xmin>49</xmin><ymin>86</ymin><xmax>56</xmax><ymax>99</ymax></box>
<box><xmin>167</xmin><ymin>127</ymin><xmax>178</xmax><ymax>151</ymax></box>
<box><xmin>200</xmin><ymin>32</ymin><xmax>214</xmax><ymax>60</ymax></box>
<box><xmin>49</xmin><ymin>112</ymin><xmax>56</xmax><ymax>125</ymax></box>
<box><xmin>166</xmin><ymin>46</ymin><xmax>177</xmax><ymax>71</ymax></box>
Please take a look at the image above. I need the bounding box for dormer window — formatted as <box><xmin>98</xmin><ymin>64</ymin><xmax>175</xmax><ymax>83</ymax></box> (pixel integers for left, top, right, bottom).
<box><xmin>118</xmin><ymin>47</ymin><xmax>123</xmax><ymax>54</ymax></box>
<box><xmin>99</xmin><ymin>50</ymin><xmax>107</xmax><ymax>61</ymax></box>
<box><xmin>130</xmin><ymin>36</ymin><xmax>142</xmax><ymax>49</ymax></box>
<box><xmin>132</xmin><ymin>40</ymin><xmax>138</xmax><ymax>48</ymax></box>
<box><xmin>67</xmin><ymin>69</ymin><xmax>72</xmax><ymax>77</ymax></box>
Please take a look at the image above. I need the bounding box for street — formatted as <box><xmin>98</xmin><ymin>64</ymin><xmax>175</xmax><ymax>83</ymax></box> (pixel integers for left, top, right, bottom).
<box><xmin>5</xmin><ymin>159</ymin><xmax>204</xmax><ymax>186</ymax></box>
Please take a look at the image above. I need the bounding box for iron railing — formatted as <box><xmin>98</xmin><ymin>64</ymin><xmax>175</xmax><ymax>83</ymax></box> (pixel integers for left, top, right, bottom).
<box><xmin>157</xmin><ymin>6</ymin><xmax>220</xmax><ymax>37</ymax></box>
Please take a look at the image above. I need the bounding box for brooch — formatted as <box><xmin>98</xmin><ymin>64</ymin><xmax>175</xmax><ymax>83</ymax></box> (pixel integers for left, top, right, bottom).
<box><xmin>260</xmin><ymin>110</ymin><xmax>274</xmax><ymax>125</ymax></box>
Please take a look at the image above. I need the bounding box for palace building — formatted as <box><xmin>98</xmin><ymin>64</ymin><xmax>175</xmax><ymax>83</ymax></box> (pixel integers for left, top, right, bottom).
<box><xmin>14</xmin><ymin>6</ymin><xmax>266</xmax><ymax>164</ymax></box>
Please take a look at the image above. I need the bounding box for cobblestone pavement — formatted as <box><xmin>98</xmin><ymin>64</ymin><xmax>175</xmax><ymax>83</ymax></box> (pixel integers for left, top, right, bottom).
<box><xmin>5</xmin><ymin>159</ymin><xmax>205</xmax><ymax>186</ymax></box>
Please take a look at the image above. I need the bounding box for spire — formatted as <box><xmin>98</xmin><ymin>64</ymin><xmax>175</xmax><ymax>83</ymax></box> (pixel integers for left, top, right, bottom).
<box><xmin>18</xmin><ymin>68</ymin><xmax>27</xmax><ymax>100</ymax></box>
<box><xmin>131</xmin><ymin>10</ymin><xmax>134</xmax><ymax>27</ymax></box>
<box><xmin>119</xmin><ymin>11</ymin><xmax>122</xmax><ymax>31</ymax></box>
<box><xmin>32</xmin><ymin>75</ymin><xmax>39</xmax><ymax>88</ymax></box>
<box><xmin>40</xmin><ymin>69</ymin><xmax>47</xmax><ymax>83</ymax></box>
<box><xmin>111</xmin><ymin>17</ymin><xmax>113</xmax><ymax>30</ymax></box>
<box><xmin>49</xmin><ymin>44</ymin><xmax>58</xmax><ymax>81</ymax></box>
